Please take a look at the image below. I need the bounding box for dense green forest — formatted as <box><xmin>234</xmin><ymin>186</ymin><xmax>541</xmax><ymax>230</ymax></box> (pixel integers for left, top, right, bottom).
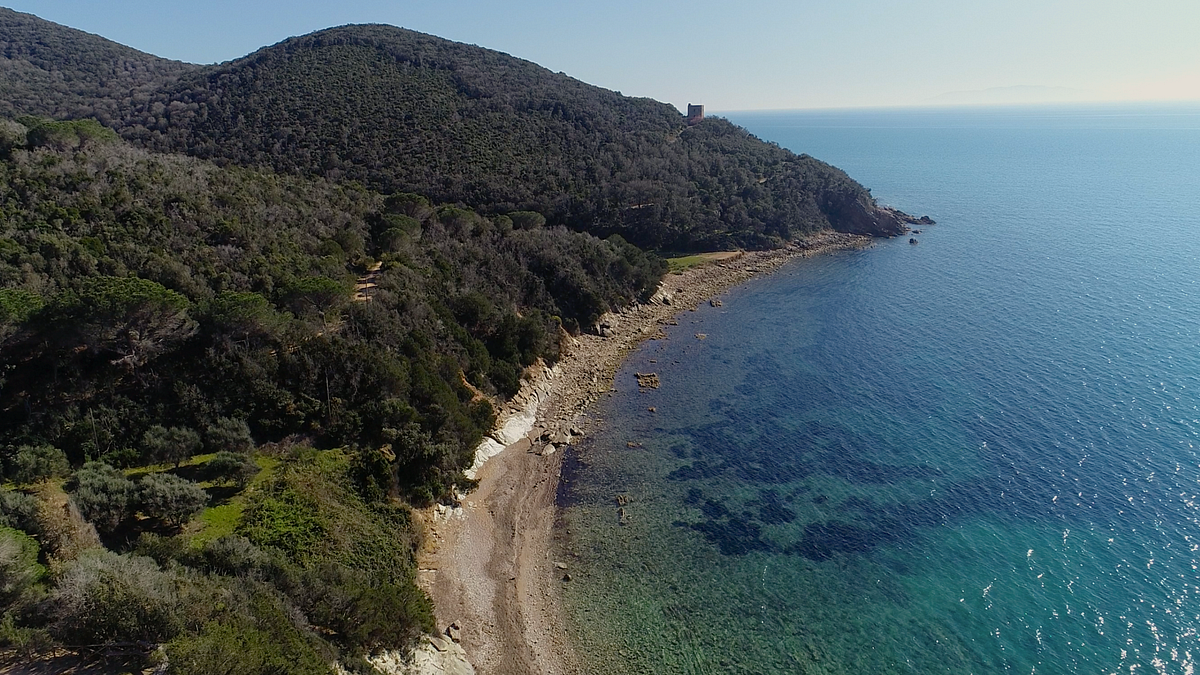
<box><xmin>0</xmin><ymin>8</ymin><xmax>915</xmax><ymax>672</ymax></box>
<box><xmin>0</xmin><ymin>118</ymin><xmax>662</xmax><ymax>670</ymax></box>
<box><xmin>0</xmin><ymin>10</ymin><xmax>913</xmax><ymax>251</ymax></box>
<box><xmin>0</xmin><ymin>9</ymin><xmax>197</xmax><ymax>122</ymax></box>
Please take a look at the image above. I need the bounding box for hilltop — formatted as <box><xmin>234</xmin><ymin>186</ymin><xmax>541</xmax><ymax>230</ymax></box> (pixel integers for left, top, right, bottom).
<box><xmin>0</xmin><ymin>7</ymin><xmax>198</xmax><ymax>121</ymax></box>
<box><xmin>0</xmin><ymin>17</ymin><xmax>915</xmax><ymax>251</ymax></box>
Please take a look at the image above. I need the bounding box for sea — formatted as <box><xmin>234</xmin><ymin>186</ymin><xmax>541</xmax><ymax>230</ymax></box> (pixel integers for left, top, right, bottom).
<box><xmin>556</xmin><ymin>103</ymin><xmax>1200</xmax><ymax>674</ymax></box>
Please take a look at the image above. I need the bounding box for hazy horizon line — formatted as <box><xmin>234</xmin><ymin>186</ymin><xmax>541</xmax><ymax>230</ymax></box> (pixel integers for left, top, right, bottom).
<box><xmin>710</xmin><ymin>98</ymin><xmax>1200</xmax><ymax>116</ymax></box>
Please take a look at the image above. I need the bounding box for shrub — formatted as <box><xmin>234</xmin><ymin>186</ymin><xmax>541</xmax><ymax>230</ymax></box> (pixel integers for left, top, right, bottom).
<box><xmin>303</xmin><ymin>564</ymin><xmax>432</xmax><ymax>652</ymax></box>
<box><xmin>203</xmin><ymin>418</ymin><xmax>255</xmax><ymax>454</ymax></box>
<box><xmin>0</xmin><ymin>613</ymin><xmax>56</xmax><ymax>660</ymax></box>
<box><xmin>138</xmin><ymin>474</ymin><xmax>208</xmax><ymax>526</ymax></box>
<box><xmin>488</xmin><ymin>359</ymin><xmax>521</xmax><ymax>398</ymax></box>
<box><xmin>0</xmin><ymin>489</ymin><xmax>39</xmax><ymax>534</ymax></box>
<box><xmin>165</xmin><ymin>608</ymin><xmax>329</xmax><ymax>675</ymax></box>
<box><xmin>133</xmin><ymin>532</ymin><xmax>191</xmax><ymax>568</ymax></box>
<box><xmin>238</xmin><ymin>488</ymin><xmax>326</xmax><ymax>560</ymax></box>
<box><xmin>98</xmin><ymin>447</ymin><xmax>142</xmax><ymax>469</ymax></box>
<box><xmin>7</xmin><ymin>445</ymin><xmax>70</xmax><ymax>485</ymax></box>
<box><xmin>46</xmin><ymin>549</ymin><xmax>183</xmax><ymax>645</ymax></box>
<box><xmin>200</xmin><ymin>536</ymin><xmax>267</xmax><ymax>577</ymax></box>
<box><xmin>69</xmin><ymin>462</ymin><xmax>136</xmax><ymax>534</ymax></box>
<box><xmin>205</xmin><ymin>451</ymin><xmax>259</xmax><ymax>487</ymax></box>
<box><xmin>30</xmin><ymin>484</ymin><xmax>101</xmax><ymax>561</ymax></box>
<box><xmin>142</xmin><ymin>425</ymin><xmax>202</xmax><ymax>468</ymax></box>
<box><xmin>0</xmin><ymin>527</ymin><xmax>44</xmax><ymax>606</ymax></box>
<box><xmin>349</xmin><ymin>448</ymin><xmax>393</xmax><ymax>503</ymax></box>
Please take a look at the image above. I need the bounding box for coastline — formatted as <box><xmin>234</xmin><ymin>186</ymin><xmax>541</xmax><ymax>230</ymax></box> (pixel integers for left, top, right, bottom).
<box><xmin>414</xmin><ymin>231</ymin><xmax>873</xmax><ymax>675</ymax></box>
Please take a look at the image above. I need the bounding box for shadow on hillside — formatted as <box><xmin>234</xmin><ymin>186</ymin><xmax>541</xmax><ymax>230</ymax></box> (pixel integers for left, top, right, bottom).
<box><xmin>202</xmin><ymin>484</ymin><xmax>242</xmax><ymax>505</ymax></box>
<box><xmin>0</xmin><ymin>650</ymin><xmax>151</xmax><ymax>674</ymax></box>
<box><xmin>166</xmin><ymin>463</ymin><xmax>208</xmax><ymax>483</ymax></box>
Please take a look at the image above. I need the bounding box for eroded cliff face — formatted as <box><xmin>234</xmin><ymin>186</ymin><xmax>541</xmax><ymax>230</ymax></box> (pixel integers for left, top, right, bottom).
<box><xmin>831</xmin><ymin>197</ymin><xmax>933</xmax><ymax>237</ymax></box>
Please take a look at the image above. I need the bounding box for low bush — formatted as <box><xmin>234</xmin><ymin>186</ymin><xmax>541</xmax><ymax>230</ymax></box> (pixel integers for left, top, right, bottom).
<box><xmin>203</xmin><ymin>418</ymin><xmax>255</xmax><ymax>455</ymax></box>
<box><xmin>0</xmin><ymin>613</ymin><xmax>56</xmax><ymax>660</ymax></box>
<box><xmin>46</xmin><ymin>549</ymin><xmax>184</xmax><ymax>646</ymax></box>
<box><xmin>303</xmin><ymin>563</ymin><xmax>432</xmax><ymax>651</ymax></box>
<box><xmin>165</xmin><ymin>601</ymin><xmax>330</xmax><ymax>675</ymax></box>
<box><xmin>138</xmin><ymin>474</ymin><xmax>208</xmax><ymax>526</ymax></box>
<box><xmin>205</xmin><ymin>451</ymin><xmax>259</xmax><ymax>487</ymax></box>
<box><xmin>6</xmin><ymin>445</ymin><xmax>70</xmax><ymax>485</ymax></box>
<box><xmin>238</xmin><ymin>487</ymin><xmax>326</xmax><ymax>560</ymax></box>
<box><xmin>68</xmin><ymin>462</ymin><xmax>136</xmax><ymax>534</ymax></box>
<box><xmin>0</xmin><ymin>488</ymin><xmax>39</xmax><ymax>534</ymax></box>
<box><xmin>200</xmin><ymin>535</ymin><xmax>268</xmax><ymax>577</ymax></box>
<box><xmin>0</xmin><ymin>527</ymin><xmax>44</xmax><ymax>606</ymax></box>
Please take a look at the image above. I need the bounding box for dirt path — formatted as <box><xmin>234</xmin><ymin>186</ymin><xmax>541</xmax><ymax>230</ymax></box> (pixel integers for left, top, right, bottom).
<box><xmin>353</xmin><ymin>261</ymin><xmax>384</xmax><ymax>302</ymax></box>
<box><xmin>418</xmin><ymin>232</ymin><xmax>873</xmax><ymax>675</ymax></box>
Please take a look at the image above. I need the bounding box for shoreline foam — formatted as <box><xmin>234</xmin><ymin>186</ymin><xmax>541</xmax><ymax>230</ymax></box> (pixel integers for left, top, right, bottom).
<box><xmin>416</xmin><ymin>231</ymin><xmax>873</xmax><ymax>675</ymax></box>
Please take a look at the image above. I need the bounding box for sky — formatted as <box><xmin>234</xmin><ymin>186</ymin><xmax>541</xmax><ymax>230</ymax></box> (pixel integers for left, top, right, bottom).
<box><xmin>6</xmin><ymin>0</ymin><xmax>1200</xmax><ymax>111</ymax></box>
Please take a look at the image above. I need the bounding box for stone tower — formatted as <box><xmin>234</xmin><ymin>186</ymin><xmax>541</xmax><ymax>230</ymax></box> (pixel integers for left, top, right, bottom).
<box><xmin>686</xmin><ymin>104</ymin><xmax>705</xmax><ymax>125</ymax></box>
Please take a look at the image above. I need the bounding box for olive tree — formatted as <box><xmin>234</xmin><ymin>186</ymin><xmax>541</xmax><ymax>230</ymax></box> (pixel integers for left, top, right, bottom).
<box><xmin>6</xmin><ymin>445</ymin><xmax>70</xmax><ymax>485</ymax></box>
<box><xmin>138</xmin><ymin>474</ymin><xmax>208</xmax><ymax>527</ymax></box>
<box><xmin>69</xmin><ymin>462</ymin><xmax>136</xmax><ymax>534</ymax></box>
<box><xmin>142</xmin><ymin>425</ymin><xmax>201</xmax><ymax>468</ymax></box>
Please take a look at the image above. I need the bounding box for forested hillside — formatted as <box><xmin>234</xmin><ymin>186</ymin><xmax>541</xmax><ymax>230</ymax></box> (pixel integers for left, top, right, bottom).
<box><xmin>0</xmin><ymin>118</ymin><xmax>662</xmax><ymax>671</ymax></box>
<box><xmin>0</xmin><ymin>115</ymin><xmax>662</xmax><ymax>487</ymax></box>
<box><xmin>0</xmin><ymin>8</ymin><xmax>197</xmax><ymax>122</ymax></box>
<box><xmin>0</xmin><ymin>15</ymin><xmax>912</xmax><ymax>251</ymax></box>
<box><xmin>120</xmin><ymin>25</ymin><xmax>905</xmax><ymax>249</ymax></box>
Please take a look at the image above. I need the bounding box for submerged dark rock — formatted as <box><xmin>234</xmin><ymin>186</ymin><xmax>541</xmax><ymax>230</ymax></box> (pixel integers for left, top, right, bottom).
<box><xmin>700</xmin><ymin>498</ymin><xmax>730</xmax><ymax>519</ymax></box>
<box><xmin>751</xmin><ymin>490</ymin><xmax>797</xmax><ymax>524</ymax></box>
<box><xmin>684</xmin><ymin>516</ymin><xmax>774</xmax><ymax>556</ymax></box>
<box><xmin>668</xmin><ymin>460</ymin><xmax>724</xmax><ymax>481</ymax></box>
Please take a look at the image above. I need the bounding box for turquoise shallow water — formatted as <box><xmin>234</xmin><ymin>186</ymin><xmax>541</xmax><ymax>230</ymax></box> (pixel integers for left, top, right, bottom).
<box><xmin>557</xmin><ymin>103</ymin><xmax>1200</xmax><ymax>674</ymax></box>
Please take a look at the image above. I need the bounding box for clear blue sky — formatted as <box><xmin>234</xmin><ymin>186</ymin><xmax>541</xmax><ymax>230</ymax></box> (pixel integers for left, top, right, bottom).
<box><xmin>6</xmin><ymin>0</ymin><xmax>1199</xmax><ymax>110</ymax></box>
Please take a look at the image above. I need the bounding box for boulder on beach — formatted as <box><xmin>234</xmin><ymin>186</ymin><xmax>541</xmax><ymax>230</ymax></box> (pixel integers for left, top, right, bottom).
<box><xmin>594</xmin><ymin>313</ymin><xmax>620</xmax><ymax>337</ymax></box>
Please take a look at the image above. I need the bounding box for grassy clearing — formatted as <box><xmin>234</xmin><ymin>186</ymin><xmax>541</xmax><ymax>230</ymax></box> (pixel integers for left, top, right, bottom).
<box><xmin>185</xmin><ymin>454</ymin><xmax>281</xmax><ymax>548</ymax></box>
<box><xmin>665</xmin><ymin>251</ymin><xmax>742</xmax><ymax>274</ymax></box>
<box><xmin>191</xmin><ymin>502</ymin><xmax>243</xmax><ymax>546</ymax></box>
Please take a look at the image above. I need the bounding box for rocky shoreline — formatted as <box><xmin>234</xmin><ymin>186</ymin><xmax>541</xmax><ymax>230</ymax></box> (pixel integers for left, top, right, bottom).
<box><xmin>404</xmin><ymin>231</ymin><xmax>874</xmax><ymax>675</ymax></box>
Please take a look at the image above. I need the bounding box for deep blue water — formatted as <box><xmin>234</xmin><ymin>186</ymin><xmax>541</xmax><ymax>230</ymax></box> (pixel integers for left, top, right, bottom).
<box><xmin>558</xmin><ymin>103</ymin><xmax>1200</xmax><ymax>674</ymax></box>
